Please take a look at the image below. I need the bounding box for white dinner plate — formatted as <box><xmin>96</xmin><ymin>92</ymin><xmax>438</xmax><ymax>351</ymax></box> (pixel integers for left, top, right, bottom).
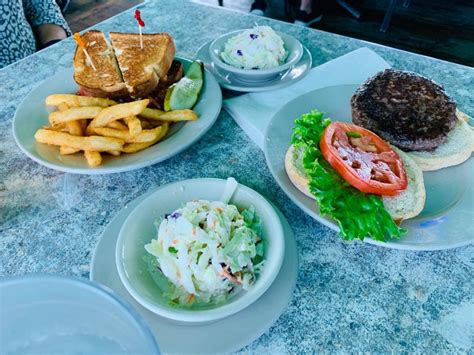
<box><xmin>12</xmin><ymin>57</ymin><xmax>222</xmax><ymax>174</ymax></box>
<box><xmin>264</xmin><ymin>84</ymin><xmax>474</xmax><ymax>251</ymax></box>
<box><xmin>90</xmin><ymin>184</ymin><xmax>298</xmax><ymax>353</ymax></box>
<box><xmin>196</xmin><ymin>41</ymin><xmax>312</xmax><ymax>92</ymax></box>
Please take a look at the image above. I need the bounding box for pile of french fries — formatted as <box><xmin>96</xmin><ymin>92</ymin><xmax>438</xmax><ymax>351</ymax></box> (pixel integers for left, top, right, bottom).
<box><xmin>35</xmin><ymin>94</ymin><xmax>198</xmax><ymax>167</ymax></box>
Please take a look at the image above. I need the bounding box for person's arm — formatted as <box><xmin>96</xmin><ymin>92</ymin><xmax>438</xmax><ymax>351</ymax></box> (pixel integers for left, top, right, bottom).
<box><xmin>36</xmin><ymin>24</ymin><xmax>67</xmax><ymax>47</ymax></box>
<box><xmin>23</xmin><ymin>0</ymin><xmax>71</xmax><ymax>48</ymax></box>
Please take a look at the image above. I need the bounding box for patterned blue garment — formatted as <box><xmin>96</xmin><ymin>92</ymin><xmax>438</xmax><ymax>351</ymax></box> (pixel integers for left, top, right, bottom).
<box><xmin>0</xmin><ymin>0</ymin><xmax>71</xmax><ymax>69</ymax></box>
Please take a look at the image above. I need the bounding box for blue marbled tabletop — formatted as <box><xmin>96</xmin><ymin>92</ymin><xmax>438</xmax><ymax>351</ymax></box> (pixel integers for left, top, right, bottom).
<box><xmin>1</xmin><ymin>0</ymin><xmax>473</xmax><ymax>352</ymax></box>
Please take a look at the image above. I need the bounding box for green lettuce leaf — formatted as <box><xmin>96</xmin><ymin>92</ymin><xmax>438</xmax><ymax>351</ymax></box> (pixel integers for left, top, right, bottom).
<box><xmin>291</xmin><ymin>109</ymin><xmax>405</xmax><ymax>242</ymax></box>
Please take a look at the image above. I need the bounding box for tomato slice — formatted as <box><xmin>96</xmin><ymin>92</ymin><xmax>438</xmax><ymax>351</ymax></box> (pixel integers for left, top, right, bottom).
<box><xmin>320</xmin><ymin>122</ymin><xmax>407</xmax><ymax>196</ymax></box>
<box><xmin>77</xmin><ymin>87</ymin><xmax>92</xmax><ymax>96</ymax></box>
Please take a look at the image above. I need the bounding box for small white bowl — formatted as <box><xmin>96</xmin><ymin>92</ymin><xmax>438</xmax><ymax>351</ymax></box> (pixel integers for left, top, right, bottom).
<box><xmin>209</xmin><ymin>29</ymin><xmax>303</xmax><ymax>83</ymax></box>
<box><xmin>115</xmin><ymin>178</ymin><xmax>285</xmax><ymax>324</ymax></box>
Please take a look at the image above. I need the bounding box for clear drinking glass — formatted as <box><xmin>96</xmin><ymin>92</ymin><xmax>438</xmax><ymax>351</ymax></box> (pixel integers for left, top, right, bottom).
<box><xmin>0</xmin><ymin>274</ymin><xmax>159</xmax><ymax>354</ymax></box>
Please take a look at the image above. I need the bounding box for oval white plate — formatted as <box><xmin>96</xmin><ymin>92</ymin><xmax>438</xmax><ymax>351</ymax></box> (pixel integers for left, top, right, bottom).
<box><xmin>196</xmin><ymin>41</ymin><xmax>312</xmax><ymax>92</ymax></box>
<box><xmin>264</xmin><ymin>84</ymin><xmax>474</xmax><ymax>251</ymax></box>
<box><xmin>12</xmin><ymin>57</ymin><xmax>222</xmax><ymax>174</ymax></box>
<box><xmin>91</xmin><ymin>182</ymin><xmax>298</xmax><ymax>353</ymax></box>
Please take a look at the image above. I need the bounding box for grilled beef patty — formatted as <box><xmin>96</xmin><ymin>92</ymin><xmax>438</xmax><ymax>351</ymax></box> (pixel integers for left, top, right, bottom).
<box><xmin>351</xmin><ymin>69</ymin><xmax>457</xmax><ymax>151</ymax></box>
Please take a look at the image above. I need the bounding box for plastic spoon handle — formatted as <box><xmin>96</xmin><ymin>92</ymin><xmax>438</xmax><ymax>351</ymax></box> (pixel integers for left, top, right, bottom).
<box><xmin>220</xmin><ymin>177</ymin><xmax>238</xmax><ymax>204</ymax></box>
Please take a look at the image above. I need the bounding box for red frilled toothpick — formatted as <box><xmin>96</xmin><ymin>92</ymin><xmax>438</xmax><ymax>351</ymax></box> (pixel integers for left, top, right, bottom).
<box><xmin>134</xmin><ymin>10</ymin><xmax>145</xmax><ymax>49</ymax></box>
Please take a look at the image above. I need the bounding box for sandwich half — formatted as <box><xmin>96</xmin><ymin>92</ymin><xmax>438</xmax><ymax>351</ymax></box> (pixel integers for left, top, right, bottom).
<box><xmin>109</xmin><ymin>32</ymin><xmax>176</xmax><ymax>98</ymax></box>
<box><xmin>73</xmin><ymin>30</ymin><xmax>127</xmax><ymax>98</ymax></box>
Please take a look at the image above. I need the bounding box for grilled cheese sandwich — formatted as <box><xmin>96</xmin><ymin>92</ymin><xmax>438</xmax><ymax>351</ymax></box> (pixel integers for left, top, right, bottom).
<box><xmin>73</xmin><ymin>31</ymin><xmax>176</xmax><ymax>99</ymax></box>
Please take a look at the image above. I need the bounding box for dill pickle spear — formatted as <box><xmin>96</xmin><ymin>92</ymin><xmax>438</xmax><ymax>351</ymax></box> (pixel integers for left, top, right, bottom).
<box><xmin>164</xmin><ymin>61</ymin><xmax>204</xmax><ymax>111</ymax></box>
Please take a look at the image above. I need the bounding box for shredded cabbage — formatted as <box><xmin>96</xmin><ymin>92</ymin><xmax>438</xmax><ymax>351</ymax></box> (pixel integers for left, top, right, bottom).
<box><xmin>144</xmin><ymin>200</ymin><xmax>265</xmax><ymax>308</ymax></box>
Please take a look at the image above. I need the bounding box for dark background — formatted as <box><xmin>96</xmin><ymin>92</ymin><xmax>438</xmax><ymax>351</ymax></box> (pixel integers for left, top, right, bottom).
<box><xmin>64</xmin><ymin>0</ymin><xmax>474</xmax><ymax>67</ymax></box>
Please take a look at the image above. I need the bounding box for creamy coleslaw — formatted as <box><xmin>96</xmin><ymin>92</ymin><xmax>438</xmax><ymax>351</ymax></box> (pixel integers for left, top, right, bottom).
<box><xmin>220</xmin><ymin>26</ymin><xmax>287</xmax><ymax>70</ymax></box>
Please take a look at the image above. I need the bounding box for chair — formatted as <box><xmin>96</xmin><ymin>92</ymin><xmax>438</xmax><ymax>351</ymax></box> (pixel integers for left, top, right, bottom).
<box><xmin>380</xmin><ymin>0</ymin><xmax>412</xmax><ymax>32</ymax></box>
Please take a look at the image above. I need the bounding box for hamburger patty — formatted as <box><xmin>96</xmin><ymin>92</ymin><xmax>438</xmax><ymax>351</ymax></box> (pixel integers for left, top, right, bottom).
<box><xmin>351</xmin><ymin>69</ymin><xmax>457</xmax><ymax>151</ymax></box>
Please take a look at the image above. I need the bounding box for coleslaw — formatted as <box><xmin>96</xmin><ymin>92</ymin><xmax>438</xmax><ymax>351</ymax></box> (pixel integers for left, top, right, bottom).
<box><xmin>220</xmin><ymin>26</ymin><xmax>287</xmax><ymax>70</ymax></box>
<box><xmin>144</xmin><ymin>200</ymin><xmax>265</xmax><ymax>308</ymax></box>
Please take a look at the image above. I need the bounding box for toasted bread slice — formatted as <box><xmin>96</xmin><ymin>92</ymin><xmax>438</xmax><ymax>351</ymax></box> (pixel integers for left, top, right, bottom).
<box><xmin>109</xmin><ymin>32</ymin><xmax>175</xmax><ymax>98</ymax></box>
<box><xmin>285</xmin><ymin>145</ymin><xmax>425</xmax><ymax>223</ymax></box>
<box><xmin>406</xmin><ymin>111</ymin><xmax>474</xmax><ymax>171</ymax></box>
<box><xmin>73</xmin><ymin>31</ymin><xmax>127</xmax><ymax>98</ymax></box>
<box><xmin>382</xmin><ymin>147</ymin><xmax>425</xmax><ymax>223</ymax></box>
<box><xmin>284</xmin><ymin>146</ymin><xmax>313</xmax><ymax>199</ymax></box>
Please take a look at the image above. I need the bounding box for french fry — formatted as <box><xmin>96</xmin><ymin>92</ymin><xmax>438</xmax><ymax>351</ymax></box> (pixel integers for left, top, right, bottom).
<box><xmin>122</xmin><ymin>123</ymin><xmax>169</xmax><ymax>153</ymax></box>
<box><xmin>159</xmin><ymin>110</ymin><xmax>198</xmax><ymax>121</ymax></box>
<box><xmin>44</xmin><ymin>123</ymin><xmax>69</xmax><ymax>132</ymax></box>
<box><xmin>57</xmin><ymin>103</ymin><xmax>69</xmax><ymax>111</ymax></box>
<box><xmin>46</xmin><ymin>94</ymin><xmax>116</xmax><ymax>107</ymax></box>
<box><xmin>49</xmin><ymin>103</ymin><xmax>69</xmax><ymax>127</ymax></box>
<box><xmin>39</xmin><ymin>92</ymin><xmax>184</xmax><ymax>167</ymax></box>
<box><xmin>66</xmin><ymin>121</ymin><xmax>83</xmax><ymax>136</ymax></box>
<box><xmin>89</xmin><ymin>99</ymin><xmax>149</xmax><ymax>128</ymax></box>
<box><xmin>56</xmin><ymin>105</ymin><xmax>87</xmax><ymax>135</ymax></box>
<box><xmin>59</xmin><ymin>146</ymin><xmax>80</xmax><ymax>155</ymax></box>
<box><xmin>139</xmin><ymin>119</ymin><xmax>154</xmax><ymax>129</ymax></box>
<box><xmin>140</xmin><ymin>108</ymin><xmax>198</xmax><ymax>122</ymax></box>
<box><xmin>107</xmin><ymin>120</ymin><xmax>128</xmax><ymax>130</ymax></box>
<box><xmin>91</xmin><ymin>125</ymin><xmax>165</xmax><ymax>143</ymax></box>
<box><xmin>55</xmin><ymin>103</ymin><xmax>84</xmax><ymax>137</ymax></box>
<box><xmin>49</xmin><ymin>106</ymin><xmax>103</xmax><ymax>125</ymax></box>
<box><xmin>107</xmin><ymin>150</ymin><xmax>122</xmax><ymax>156</ymax></box>
<box><xmin>84</xmin><ymin>151</ymin><xmax>102</xmax><ymax>167</ymax></box>
<box><xmin>79</xmin><ymin>119</ymin><xmax>88</xmax><ymax>132</ymax></box>
<box><xmin>35</xmin><ymin>129</ymin><xmax>124</xmax><ymax>151</ymax></box>
<box><xmin>138</xmin><ymin>108</ymin><xmax>164</xmax><ymax>120</ymax></box>
<box><xmin>124</xmin><ymin>116</ymin><xmax>142</xmax><ymax>136</ymax></box>
<box><xmin>56</xmin><ymin>103</ymin><xmax>84</xmax><ymax>136</ymax></box>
